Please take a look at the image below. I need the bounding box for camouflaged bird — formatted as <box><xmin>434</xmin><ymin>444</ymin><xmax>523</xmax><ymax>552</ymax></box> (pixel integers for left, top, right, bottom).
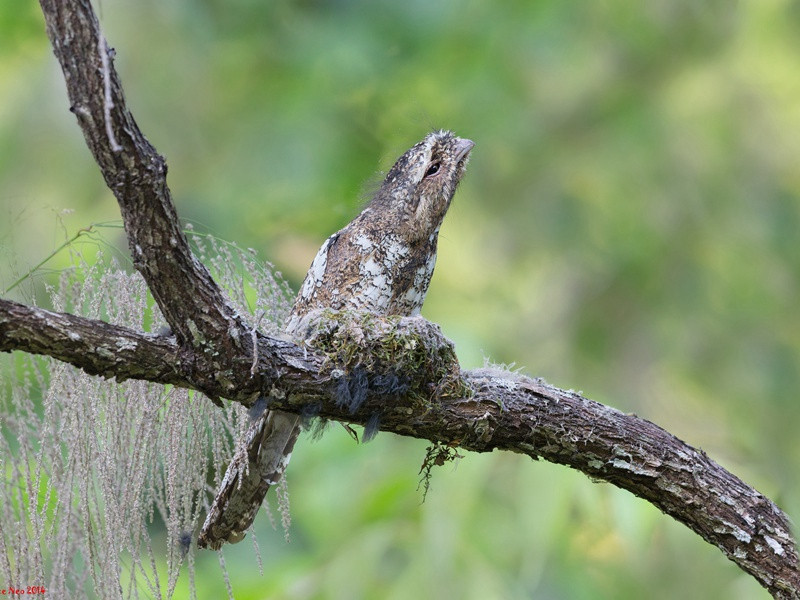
<box><xmin>198</xmin><ymin>130</ymin><xmax>474</xmax><ymax>550</ymax></box>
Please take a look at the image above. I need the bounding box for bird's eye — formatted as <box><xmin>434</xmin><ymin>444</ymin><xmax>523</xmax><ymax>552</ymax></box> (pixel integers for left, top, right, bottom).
<box><xmin>424</xmin><ymin>162</ymin><xmax>441</xmax><ymax>178</ymax></box>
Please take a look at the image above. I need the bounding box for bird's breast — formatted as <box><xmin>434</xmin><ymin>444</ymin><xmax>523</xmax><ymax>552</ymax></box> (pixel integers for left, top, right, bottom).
<box><xmin>288</xmin><ymin>228</ymin><xmax>438</xmax><ymax>330</ymax></box>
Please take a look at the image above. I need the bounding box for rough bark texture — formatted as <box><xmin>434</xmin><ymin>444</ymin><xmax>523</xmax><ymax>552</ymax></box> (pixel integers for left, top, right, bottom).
<box><xmin>38</xmin><ymin>0</ymin><xmax>255</xmax><ymax>402</ymax></box>
<box><xmin>4</xmin><ymin>297</ymin><xmax>799</xmax><ymax>597</ymax></box>
<box><xmin>0</xmin><ymin>0</ymin><xmax>793</xmax><ymax>597</ymax></box>
<box><xmin>0</xmin><ymin>298</ymin><xmax>187</xmax><ymax>387</ymax></box>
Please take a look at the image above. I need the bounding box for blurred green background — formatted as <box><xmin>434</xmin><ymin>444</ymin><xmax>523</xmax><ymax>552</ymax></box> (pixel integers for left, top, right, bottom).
<box><xmin>2</xmin><ymin>1</ymin><xmax>799</xmax><ymax>598</ymax></box>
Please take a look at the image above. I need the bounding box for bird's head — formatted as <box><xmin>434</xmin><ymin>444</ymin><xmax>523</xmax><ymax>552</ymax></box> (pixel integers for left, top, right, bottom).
<box><xmin>368</xmin><ymin>130</ymin><xmax>474</xmax><ymax>243</ymax></box>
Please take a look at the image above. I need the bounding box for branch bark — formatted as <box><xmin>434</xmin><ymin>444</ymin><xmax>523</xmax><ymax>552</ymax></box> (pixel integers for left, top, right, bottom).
<box><xmin>0</xmin><ymin>298</ymin><xmax>186</xmax><ymax>387</ymax></box>
<box><xmin>3</xmin><ymin>296</ymin><xmax>799</xmax><ymax>596</ymax></box>
<box><xmin>0</xmin><ymin>0</ymin><xmax>790</xmax><ymax>597</ymax></box>
<box><xmin>38</xmin><ymin>0</ymin><xmax>254</xmax><ymax>401</ymax></box>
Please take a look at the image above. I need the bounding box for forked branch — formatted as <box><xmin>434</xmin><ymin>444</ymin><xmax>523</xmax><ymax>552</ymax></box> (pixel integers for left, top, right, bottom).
<box><xmin>0</xmin><ymin>0</ymin><xmax>791</xmax><ymax>597</ymax></box>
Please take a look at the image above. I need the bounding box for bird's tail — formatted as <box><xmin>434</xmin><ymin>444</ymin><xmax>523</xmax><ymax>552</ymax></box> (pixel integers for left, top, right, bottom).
<box><xmin>197</xmin><ymin>407</ymin><xmax>300</xmax><ymax>550</ymax></box>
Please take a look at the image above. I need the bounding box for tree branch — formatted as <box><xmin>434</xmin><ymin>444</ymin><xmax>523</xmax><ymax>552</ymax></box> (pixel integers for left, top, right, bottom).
<box><xmin>38</xmin><ymin>0</ymin><xmax>253</xmax><ymax>400</ymax></box>
<box><xmin>3</xmin><ymin>300</ymin><xmax>799</xmax><ymax>596</ymax></box>
<box><xmin>0</xmin><ymin>298</ymin><xmax>187</xmax><ymax>387</ymax></box>
<box><xmin>13</xmin><ymin>0</ymin><xmax>797</xmax><ymax>597</ymax></box>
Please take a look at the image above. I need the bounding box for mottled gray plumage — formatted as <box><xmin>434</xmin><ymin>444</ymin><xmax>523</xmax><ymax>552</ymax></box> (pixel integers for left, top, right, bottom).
<box><xmin>198</xmin><ymin>130</ymin><xmax>473</xmax><ymax>550</ymax></box>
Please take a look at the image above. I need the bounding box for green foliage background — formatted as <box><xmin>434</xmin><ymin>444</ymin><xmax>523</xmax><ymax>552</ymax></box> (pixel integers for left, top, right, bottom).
<box><xmin>2</xmin><ymin>1</ymin><xmax>799</xmax><ymax>598</ymax></box>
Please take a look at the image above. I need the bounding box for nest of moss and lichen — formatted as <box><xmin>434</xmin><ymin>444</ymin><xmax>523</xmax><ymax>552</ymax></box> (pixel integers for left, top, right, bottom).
<box><xmin>293</xmin><ymin>309</ymin><xmax>470</xmax><ymax>415</ymax></box>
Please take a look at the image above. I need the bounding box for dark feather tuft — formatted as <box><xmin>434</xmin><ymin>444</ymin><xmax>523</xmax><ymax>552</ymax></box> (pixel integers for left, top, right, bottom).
<box><xmin>362</xmin><ymin>413</ymin><xmax>381</xmax><ymax>443</ymax></box>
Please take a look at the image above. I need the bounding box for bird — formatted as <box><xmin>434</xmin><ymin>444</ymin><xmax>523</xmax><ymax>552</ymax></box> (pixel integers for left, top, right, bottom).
<box><xmin>197</xmin><ymin>130</ymin><xmax>474</xmax><ymax>550</ymax></box>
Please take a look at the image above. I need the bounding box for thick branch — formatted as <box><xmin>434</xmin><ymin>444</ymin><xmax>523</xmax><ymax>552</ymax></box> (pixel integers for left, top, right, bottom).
<box><xmin>0</xmin><ymin>298</ymin><xmax>187</xmax><ymax>387</ymax></box>
<box><xmin>2</xmin><ymin>303</ymin><xmax>798</xmax><ymax>596</ymax></box>
<box><xmin>274</xmin><ymin>373</ymin><xmax>800</xmax><ymax>597</ymax></box>
<box><xmin>259</xmin><ymin>315</ymin><xmax>800</xmax><ymax>600</ymax></box>
<box><xmin>38</xmin><ymin>0</ymin><xmax>252</xmax><ymax>398</ymax></box>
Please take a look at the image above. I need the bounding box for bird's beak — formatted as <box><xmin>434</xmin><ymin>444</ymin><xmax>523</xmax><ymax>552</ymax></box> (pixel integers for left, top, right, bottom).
<box><xmin>454</xmin><ymin>138</ymin><xmax>475</xmax><ymax>164</ymax></box>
